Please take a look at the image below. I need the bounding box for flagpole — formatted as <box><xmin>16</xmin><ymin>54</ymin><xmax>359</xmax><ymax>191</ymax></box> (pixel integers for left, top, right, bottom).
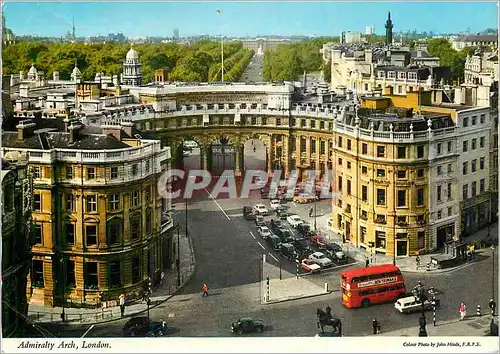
<box><xmin>217</xmin><ymin>9</ymin><xmax>224</xmax><ymax>83</ymax></box>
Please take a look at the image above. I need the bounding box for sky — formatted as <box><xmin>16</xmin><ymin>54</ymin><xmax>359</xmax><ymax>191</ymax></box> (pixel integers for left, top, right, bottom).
<box><xmin>2</xmin><ymin>1</ymin><xmax>498</xmax><ymax>38</ymax></box>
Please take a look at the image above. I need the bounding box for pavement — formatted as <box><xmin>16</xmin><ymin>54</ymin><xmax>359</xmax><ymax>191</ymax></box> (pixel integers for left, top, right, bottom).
<box><xmin>27</xmin><ymin>229</ymin><xmax>196</xmax><ymax>325</ymax></box>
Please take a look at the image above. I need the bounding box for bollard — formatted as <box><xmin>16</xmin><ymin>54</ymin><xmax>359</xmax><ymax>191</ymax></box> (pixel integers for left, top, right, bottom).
<box><xmin>426</xmin><ymin>262</ymin><xmax>431</xmax><ymax>271</ymax></box>
<box><xmin>477</xmin><ymin>304</ymin><xmax>481</xmax><ymax>317</ymax></box>
<box><xmin>51</xmin><ymin>314</ymin><xmax>54</xmax><ymax>322</ymax></box>
<box><xmin>324</xmin><ymin>282</ymin><xmax>328</xmax><ymax>292</ymax></box>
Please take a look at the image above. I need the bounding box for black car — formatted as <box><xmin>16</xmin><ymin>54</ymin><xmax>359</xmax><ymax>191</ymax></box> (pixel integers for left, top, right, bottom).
<box><xmin>231</xmin><ymin>317</ymin><xmax>264</xmax><ymax>334</ymax></box>
<box><xmin>270</xmin><ymin>219</ymin><xmax>283</xmax><ymax>233</ymax></box>
<box><xmin>255</xmin><ymin>215</ymin><xmax>265</xmax><ymax>226</ymax></box>
<box><xmin>293</xmin><ymin>238</ymin><xmax>312</xmax><ymax>257</ymax></box>
<box><xmin>280</xmin><ymin>243</ymin><xmax>298</xmax><ymax>260</ymax></box>
<box><xmin>243</xmin><ymin>206</ymin><xmax>254</xmax><ymax>220</ymax></box>
<box><xmin>276</xmin><ymin>208</ymin><xmax>289</xmax><ymax>220</ymax></box>
<box><xmin>122</xmin><ymin>317</ymin><xmax>168</xmax><ymax>337</ymax></box>
<box><xmin>297</xmin><ymin>223</ymin><xmax>314</xmax><ymax>238</ymax></box>
<box><xmin>266</xmin><ymin>234</ymin><xmax>282</xmax><ymax>251</ymax></box>
<box><xmin>275</xmin><ymin>227</ymin><xmax>293</xmax><ymax>243</ymax></box>
<box><xmin>324</xmin><ymin>242</ymin><xmax>347</xmax><ymax>263</ymax></box>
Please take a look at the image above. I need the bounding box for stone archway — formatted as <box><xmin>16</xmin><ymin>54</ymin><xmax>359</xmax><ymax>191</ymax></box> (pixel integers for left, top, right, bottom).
<box><xmin>243</xmin><ymin>138</ymin><xmax>266</xmax><ymax>171</ymax></box>
<box><xmin>210</xmin><ymin>136</ymin><xmax>236</xmax><ymax>176</ymax></box>
<box><xmin>182</xmin><ymin>139</ymin><xmax>202</xmax><ymax>171</ymax></box>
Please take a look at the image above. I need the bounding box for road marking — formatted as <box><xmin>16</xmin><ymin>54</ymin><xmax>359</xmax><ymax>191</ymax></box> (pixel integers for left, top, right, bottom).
<box><xmin>228</xmin><ymin>213</ymin><xmax>243</xmax><ymax>217</ymax></box>
<box><xmin>167</xmin><ymin>313</ymin><xmax>175</xmax><ymax>318</ymax></box>
<box><xmin>268</xmin><ymin>253</ymin><xmax>279</xmax><ymax>262</ymax></box>
<box><xmin>204</xmin><ymin>188</ymin><xmax>231</xmax><ymax>220</ymax></box>
<box><xmin>257</xmin><ymin>241</ymin><xmax>265</xmax><ymax>250</ymax></box>
<box><xmin>250</xmin><ymin>231</ymin><xmax>256</xmax><ymax>239</ymax></box>
<box><xmin>300</xmin><ymin>261</ymin><xmax>358</xmax><ymax>277</ymax></box>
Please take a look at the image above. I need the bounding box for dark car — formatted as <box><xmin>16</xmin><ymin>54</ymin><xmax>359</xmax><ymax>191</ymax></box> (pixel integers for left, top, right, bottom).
<box><xmin>270</xmin><ymin>219</ymin><xmax>283</xmax><ymax>233</ymax></box>
<box><xmin>280</xmin><ymin>243</ymin><xmax>298</xmax><ymax>260</ymax></box>
<box><xmin>275</xmin><ymin>228</ymin><xmax>293</xmax><ymax>243</ymax></box>
<box><xmin>122</xmin><ymin>316</ymin><xmax>168</xmax><ymax>337</ymax></box>
<box><xmin>297</xmin><ymin>223</ymin><xmax>314</xmax><ymax>238</ymax></box>
<box><xmin>266</xmin><ymin>234</ymin><xmax>282</xmax><ymax>251</ymax></box>
<box><xmin>231</xmin><ymin>317</ymin><xmax>264</xmax><ymax>334</ymax></box>
<box><xmin>324</xmin><ymin>242</ymin><xmax>347</xmax><ymax>263</ymax></box>
<box><xmin>276</xmin><ymin>208</ymin><xmax>289</xmax><ymax>220</ymax></box>
<box><xmin>243</xmin><ymin>206</ymin><xmax>254</xmax><ymax>220</ymax></box>
<box><xmin>293</xmin><ymin>238</ymin><xmax>312</xmax><ymax>258</ymax></box>
<box><xmin>255</xmin><ymin>215</ymin><xmax>265</xmax><ymax>226</ymax></box>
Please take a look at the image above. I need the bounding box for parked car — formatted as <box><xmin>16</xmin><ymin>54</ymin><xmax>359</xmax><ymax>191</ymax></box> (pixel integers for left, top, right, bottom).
<box><xmin>394</xmin><ymin>296</ymin><xmax>436</xmax><ymax>314</ymax></box>
<box><xmin>309</xmin><ymin>252</ymin><xmax>333</xmax><ymax>268</ymax></box>
<box><xmin>275</xmin><ymin>228</ymin><xmax>293</xmax><ymax>243</ymax></box>
<box><xmin>243</xmin><ymin>206</ymin><xmax>254</xmax><ymax>220</ymax></box>
<box><xmin>300</xmin><ymin>258</ymin><xmax>321</xmax><ymax>273</ymax></box>
<box><xmin>310</xmin><ymin>235</ymin><xmax>328</xmax><ymax>248</ymax></box>
<box><xmin>253</xmin><ymin>204</ymin><xmax>269</xmax><ymax>215</ymax></box>
<box><xmin>255</xmin><ymin>215</ymin><xmax>265</xmax><ymax>226</ymax></box>
<box><xmin>266</xmin><ymin>234</ymin><xmax>282</xmax><ymax>251</ymax></box>
<box><xmin>257</xmin><ymin>226</ymin><xmax>272</xmax><ymax>239</ymax></box>
<box><xmin>287</xmin><ymin>214</ymin><xmax>304</xmax><ymax>228</ymax></box>
<box><xmin>122</xmin><ymin>317</ymin><xmax>168</xmax><ymax>337</ymax></box>
<box><xmin>293</xmin><ymin>238</ymin><xmax>312</xmax><ymax>257</ymax></box>
<box><xmin>276</xmin><ymin>208</ymin><xmax>289</xmax><ymax>220</ymax></box>
<box><xmin>297</xmin><ymin>223</ymin><xmax>314</xmax><ymax>238</ymax></box>
<box><xmin>270</xmin><ymin>219</ymin><xmax>283</xmax><ymax>232</ymax></box>
<box><xmin>231</xmin><ymin>317</ymin><xmax>264</xmax><ymax>334</ymax></box>
<box><xmin>324</xmin><ymin>242</ymin><xmax>346</xmax><ymax>263</ymax></box>
<box><xmin>280</xmin><ymin>243</ymin><xmax>298</xmax><ymax>260</ymax></box>
<box><xmin>293</xmin><ymin>193</ymin><xmax>316</xmax><ymax>204</ymax></box>
<box><xmin>269</xmin><ymin>199</ymin><xmax>281</xmax><ymax>211</ymax></box>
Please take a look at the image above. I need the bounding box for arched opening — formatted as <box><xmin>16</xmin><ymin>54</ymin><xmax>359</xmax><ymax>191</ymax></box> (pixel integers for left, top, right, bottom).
<box><xmin>243</xmin><ymin>138</ymin><xmax>266</xmax><ymax>171</ymax></box>
<box><xmin>182</xmin><ymin>140</ymin><xmax>201</xmax><ymax>171</ymax></box>
<box><xmin>211</xmin><ymin>137</ymin><xmax>235</xmax><ymax>175</ymax></box>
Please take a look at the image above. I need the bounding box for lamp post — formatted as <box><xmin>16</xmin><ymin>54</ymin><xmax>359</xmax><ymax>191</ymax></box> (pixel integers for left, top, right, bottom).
<box><xmin>412</xmin><ymin>281</ymin><xmax>428</xmax><ymax>337</ymax></box>
<box><xmin>176</xmin><ymin>225</ymin><xmax>181</xmax><ymax>287</ymax></box>
<box><xmin>146</xmin><ymin>276</ymin><xmax>152</xmax><ymax>324</ymax></box>
<box><xmin>492</xmin><ymin>245</ymin><xmax>496</xmax><ymax>306</ymax></box>
<box><xmin>185</xmin><ymin>198</ymin><xmax>188</xmax><ymax>237</ymax></box>
<box><xmin>314</xmin><ymin>196</ymin><xmax>317</xmax><ymax>231</ymax></box>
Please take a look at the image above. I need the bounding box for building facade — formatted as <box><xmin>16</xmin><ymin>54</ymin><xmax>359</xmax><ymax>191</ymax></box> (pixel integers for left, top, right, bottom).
<box><xmin>464</xmin><ymin>51</ymin><xmax>499</xmax><ymax>87</ymax></box>
<box><xmin>2</xmin><ymin>158</ymin><xmax>33</xmax><ymax>337</ymax></box>
<box><xmin>2</xmin><ymin>118</ymin><xmax>173</xmax><ymax>307</ymax></box>
<box><xmin>450</xmin><ymin>34</ymin><xmax>498</xmax><ymax>51</ymax></box>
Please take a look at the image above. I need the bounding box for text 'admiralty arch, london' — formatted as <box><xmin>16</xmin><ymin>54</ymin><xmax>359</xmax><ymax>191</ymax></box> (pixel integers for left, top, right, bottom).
<box><xmin>3</xmin><ymin>47</ymin><xmax>498</xmax><ymax>307</ymax></box>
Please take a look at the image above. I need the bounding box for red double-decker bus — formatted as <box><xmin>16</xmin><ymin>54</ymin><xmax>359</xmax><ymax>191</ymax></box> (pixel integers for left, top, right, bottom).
<box><xmin>340</xmin><ymin>264</ymin><xmax>406</xmax><ymax>308</ymax></box>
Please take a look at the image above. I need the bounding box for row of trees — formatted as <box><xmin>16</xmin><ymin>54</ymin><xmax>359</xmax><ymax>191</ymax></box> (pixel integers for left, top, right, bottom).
<box><xmin>426</xmin><ymin>38</ymin><xmax>477</xmax><ymax>81</ymax></box>
<box><xmin>2</xmin><ymin>41</ymin><xmax>253</xmax><ymax>83</ymax></box>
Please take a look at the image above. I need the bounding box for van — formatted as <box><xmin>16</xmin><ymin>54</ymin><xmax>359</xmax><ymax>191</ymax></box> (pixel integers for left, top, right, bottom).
<box><xmin>394</xmin><ymin>296</ymin><xmax>435</xmax><ymax>314</ymax></box>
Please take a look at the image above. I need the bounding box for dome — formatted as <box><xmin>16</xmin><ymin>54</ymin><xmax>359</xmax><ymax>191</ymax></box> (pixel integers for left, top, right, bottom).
<box><xmin>28</xmin><ymin>64</ymin><xmax>37</xmax><ymax>74</ymax></box>
<box><xmin>126</xmin><ymin>48</ymin><xmax>139</xmax><ymax>60</ymax></box>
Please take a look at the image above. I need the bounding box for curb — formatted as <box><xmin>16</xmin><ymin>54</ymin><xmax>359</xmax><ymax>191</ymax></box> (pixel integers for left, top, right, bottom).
<box><xmin>401</xmin><ymin>260</ymin><xmax>476</xmax><ymax>274</ymax></box>
<box><xmin>264</xmin><ymin>290</ymin><xmax>331</xmax><ymax>305</ymax></box>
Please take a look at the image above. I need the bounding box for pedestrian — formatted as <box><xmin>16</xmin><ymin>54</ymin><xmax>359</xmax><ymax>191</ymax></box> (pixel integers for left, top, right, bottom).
<box><xmin>459</xmin><ymin>302</ymin><xmax>467</xmax><ymax>320</ymax></box>
<box><xmin>416</xmin><ymin>255</ymin><xmax>420</xmax><ymax>268</ymax></box>
<box><xmin>365</xmin><ymin>257</ymin><xmax>369</xmax><ymax>268</ymax></box>
<box><xmin>489</xmin><ymin>299</ymin><xmax>496</xmax><ymax>315</ymax></box>
<box><xmin>119</xmin><ymin>293</ymin><xmax>125</xmax><ymax>318</ymax></box>
<box><xmin>201</xmin><ymin>283</ymin><xmax>209</xmax><ymax>297</ymax></box>
<box><xmin>309</xmin><ymin>208</ymin><xmax>313</xmax><ymax>217</ymax></box>
<box><xmin>372</xmin><ymin>318</ymin><xmax>378</xmax><ymax>334</ymax></box>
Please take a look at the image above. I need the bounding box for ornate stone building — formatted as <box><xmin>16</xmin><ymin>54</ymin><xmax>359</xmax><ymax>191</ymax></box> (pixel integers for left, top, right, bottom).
<box><xmin>1</xmin><ymin>117</ymin><xmax>173</xmax><ymax>307</ymax></box>
<box><xmin>1</xmin><ymin>158</ymin><xmax>33</xmax><ymax>337</ymax></box>
<box><xmin>121</xmin><ymin>46</ymin><xmax>143</xmax><ymax>86</ymax></box>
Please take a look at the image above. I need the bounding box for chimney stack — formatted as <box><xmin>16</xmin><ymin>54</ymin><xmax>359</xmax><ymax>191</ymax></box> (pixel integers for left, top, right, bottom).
<box><xmin>101</xmin><ymin>122</ymin><xmax>122</xmax><ymax>141</ymax></box>
<box><xmin>16</xmin><ymin>120</ymin><xmax>36</xmax><ymax>141</ymax></box>
<box><xmin>120</xmin><ymin>120</ymin><xmax>134</xmax><ymax>138</ymax></box>
<box><xmin>68</xmin><ymin>119</ymin><xmax>83</xmax><ymax>144</ymax></box>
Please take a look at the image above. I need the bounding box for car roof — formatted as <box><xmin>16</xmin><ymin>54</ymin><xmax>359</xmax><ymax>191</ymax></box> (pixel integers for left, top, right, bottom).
<box><xmin>397</xmin><ymin>296</ymin><xmax>418</xmax><ymax>304</ymax></box>
<box><xmin>239</xmin><ymin>317</ymin><xmax>253</xmax><ymax>321</ymax></box>
<box><xmin>312</xmin><ymin>252</ymin><xmax>324</xmax><ymax>256</ymax></box>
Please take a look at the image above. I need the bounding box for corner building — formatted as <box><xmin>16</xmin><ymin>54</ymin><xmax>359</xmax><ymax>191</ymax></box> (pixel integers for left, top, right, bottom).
<box><xmin>2</xmin><ymin>118</ymin><xmax>173</xmax><ymax>306</ymax></box>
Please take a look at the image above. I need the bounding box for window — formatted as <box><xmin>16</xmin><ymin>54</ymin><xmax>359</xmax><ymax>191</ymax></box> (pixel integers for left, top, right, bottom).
<box><xmin>375</xmin><ymin>231</ymin><xmax>386</xmax><ymax>249</ymax></box>
<box><xmin>145</xmin><ymin>186</ymin><xmax>151</xmax><ymax>202</ymax></box>
<box><xmin>377</xmin><ymin>189</ymin><xmax>386</xmax><ymax>205</ymax></box>
<box><xmin>32</xmin><ymin>166</ymin><xmax>41</xmax><ymax>179</ymax></box>
<box><xmin>87</xmin><ymin>167</ymin><xmax>95</xmax><ymax>179</ymax></box>
<box><xmin>361</xmin><ymin>210</ymin><xmax>368</xmax><ymax>220</ymax></box>
<box><xmin>262</xmin><ymin>117</ymin><xmax>268</xmax><ymax>126</ymax></box>
<box><xmin>447</xmin><ymin>164</ymin><xmax>452</xmax><ymax>173</ymax></box>
<box><xmin>131</xmin><ymin>216</ymin><xmax>141</xmax><ymax>240</ymax></box>
<box><xmin>86</xmin><ymin>195</ymin><xmax>97</xmax><ymax>212</ymax></box>
<box><xmin>346</xmin><ymin>204</ymin><xmax>351</xmax><ymax>213</ymax></box>
<box><xmin>362</xmin><ymin>143</ymin><xmax>368</xmax><ymax>155</ymax></box>
<box><xmin>471</xmin><ymin>138</ymin><xmax>477</xmax><ymax>150</ymax></box>
<box><xmin>437</xmin><ymin>185</ymin><xmax>442</xmax><ymax>202</ymax></box>
<box><xmin>337</xmin><ymin>199</ymin><xmax>342</xmax><ymax>207</ymax></box>
<box><xmin>34</xmin><ymin>194</ymin><xmax>41</xmax><ymax>211</ymax></box>
<box><xmin>447</xmin><ymin>141</ymin><xmax>452</xmax><ymax>152</ymax></box>
<box><xmin>418</xmin><ymin>231</ymin><xmax>425</xmax><ymax>249</ymax></box>
<box><xmin>397</xmin><ymin>216</ymin><xmax>407</xmax><ymax>225</ymax></box>
<box><xmin>462</xmin><ymin>184</ymin><xmax>468</xmax><ymax>199</ymax></box>
<box><xmin>347</xmin><ymin>180</ymin><xmax>352</xmax><ymax>195</ymax></box>
<box><xmin>311</xmin><ymin>140</ymin><xmax>316</xmax><ymax>153</ymax></box>
<box><xmin>111</xmin><ymin>167</ymin><xmax>119</xmax><ymax>179</ymax></box>
<box><xmin>417</xmin><ymin>145</ymin><xmax>424</xmax><ymax>158</ymax></box>
<box><xmin>463</xmin><ymin>117</ymin><xmax>469</xmax><ymax>127</ymax></box>
<box><xmin>362</xmin><ymin>185</ymin><xmax>368</xmax><ymax>202</ymax></box>
<box><xmin>462</xmin><ymin>162</ymin><xmax>468</xmax><ymax>175</ymax></box>
<box><xmin>480</xmin><ymin>114</ymin><xmax>485</xmax><ymax>124</ymax></box>
<box><xmin>377</xmin><ymin>146</ymin><xmax>385</xmax><ymax>157</ymax></box>
<box><xmin>471</xmin><ymin>181</ymin><xmax>476</xmax><ymax>196</ymax></box>
<box><xmin>108</xmin><ymin>222</ymin><xmax>121</xmax><ymax>244</ymax></box>
<box><xmin>361</xmin><ymin>166</ymin><xmax>368</xmax><ymax>174</ymax></box>
<box><xmin>387</xmin><ymin>71</ymin><xmax>396</xmax><ymax>78</ymax></box>
<box><xmin>146</xmin><ymin>209</ymin><xmax>152</xmax><ymax>235</ymax></box>
<box><xmin>320</xmin><ymin>141</ymin><xmax>326</xmax><ymax>154</ymax></box>
<box><xmin>472</xmin><ymin>115</ymin><xmax>477</xmax><ymax>125</ymax></box>
<box><xmin>397</xmin><ymin>146</ymin><xmax>406</xmax><ymax>159</ymax></box>
<box><xmin>338</xmin><ymin>176</ymin><xmax>343</xmax><ymax>192</ymax></box>
<box><xmin>347</xmin><ymin>161</ymin><xmax>351</xmax><ymax>169</ymax></box>
<box><xmin>376</xmin><ymin>214</ymin><xmax>386</xmax><ymax>224</ymax></box>
<box><xmin>109</xmin><ymin>261</ymin><xmax>121</xmax><ymax>287</ymax></box>
<box><xmin>86</xmin><ymin>225</ymin><xmax>97</xmax><ymax>246</ymax></box>
<box><xmin>109</xmin><ymin>193</ymin><xmax>120</xmax><ymax>211</ymax></box>
<box><xmin>300</xmin><ymin>138</ymin><xmax>307</xmax><ymax>152</ymax></box>
<box><xmin>360</xmin><ymin>226</ymin><xmax>367</xmax><ymax>243</ymax></box>
<box><xmin>471</xmin><ymin>159</ymin><xmax>477</xmax><ymax>173</ymax></box>
<box><xmin>397</xmin><ymin>190</ymin><xmax>406</xmax><ymax>207</ymax></box>
<box><xmin>398</xmin><ymin>71</ymin><xmax>406</xmax><ymax>79</ymax></box>
<box><xmin>377</xmin><ymin>169</ymin><xmax>385</xmax><ymax>177</ymax></box>
<box><xmin>66</xmin><ymin>167</ymin><xmax>73</xmax><ymax>179</ymax></box>
<box><xmin>338</xmin><ymin>158</ymin><xmax>342</xmax><ymax>166</ymax></box>
<box><xmin>132</xmin><ymin>164</ymin><xmax>138</xmax><ymax>176</ymax></box>
<box><xmin>338</xmin><ymin>136</ymin><xmax>343</xmax><ymax>148</ymax></box>
<box><xmin>480</xmin><ymin>137</ymin><xmax>485</xmax><ymax>148</ymax></box>
<box><xmin>66</xmin><ymin>260</ymin><xmax>75</xmax><ymax>287</ymax></box>
<box><xmin>132</xmin><ymin>256</ymin><xmax>140</xmax><ymax>284</ymax></box>
<box><xmin>66</xmin><ymin>223</ymin><xmax>75</xmax><ymax>245</ymax></box>
<box><xmin>85</xmin><ymin>262</ymin><xmax>98</xmax><ymax>288</ymax></box>
<box><xmin>480</xmin><ymin>157</ymin><xmax>485</xmax><ymax>170</ymax></box>
<box><xmin>437</xmin><ymin>210</ymin><xmax>442</xmax><ymax>219</ymax></box>
<box><xmin>437</xmin><ymin>166</ymin><xmax>442</xmax><ymax>175</ymax></box>
<box><xmin>276</xmin><ymin>118</ymin><xmax>282</xmax><ymax>126</ymax></box>
<box><xmin>448</xmin><ymin>207</ymin><xmax>453</xmax><ymax>216</ymax></box>
<box><xmin>417</xmin><ymin>169</ymin><xmax>424</xmax><ymax>178</ymax></box>
<box><xmin>417</xmin><ymin>188</ymin><xmax>424</xmax><ymax>206</ymax></box>
<box><xmin>463</xmin><ymin>141</ymin><xmax>468</xmax><ymax>152</ymax></box>
<box><xmin>301</xmin><ymin>119</ymin><xmax>306</xmax><ymax>128</ymax></box>
<box><xmin>34</xmin><ymin>224</ymin><xmax>43</xmax><ymax>244</ymax></box>
<box><xmin>66</xmin><ymin>194</ymin><xmax>74</xmax><ymax>211</ymax></box>
<box><xmin>397</xmin><ymin>170</ymin><xmax>407</xmax><ymax>179</ymax></box>
<box><xmin>132</xmin><ymin>190</ymin><xmax>140</xmax><ymax>207</ymax></box>
<box><xmin>32</xmin><ymin>260</ymin><xmax>44</xmax><ymax>288</ymax></box>
<box><xmin>417</xmin><ymin>214</ymin><xmax>425</xmax><ymax>224</ymax></box>
<box><xmin>337</xmin><ymin>215</ymin><xmax>342</xmax><ymax>228</ymax></box>
<box><xmin>347</xmin><ymin>139</ymin><xmax>352</xmax><ymax>150</ymax></box>
<box><xmin>447</xmin><ymin>183</ymin><xmax>452</xmax><ymax>200</ymax></box>
<box><xmin>480</xmin><ymin>179</ymin><xmax>485</xmax><ymax>193</ymax></box>
<box><xmin>436</xmin><ymin>143</ymin><xmax>441</xmax><ymax>155</ymax></box>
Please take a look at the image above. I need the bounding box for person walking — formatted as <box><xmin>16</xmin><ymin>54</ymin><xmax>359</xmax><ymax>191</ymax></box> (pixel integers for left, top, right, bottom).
<box><xmin>119</xmin><ymin>293</ymin><xmax>125</xmax><ymax>318</ymax></box>
<box><xmin>416</xmin><ymin>255</ymin><xmax>421</xmax><ymax>268</ymax></box>
<box><xmin>365</xmin><ymin>257</ymin><xmax>369</xmax><ymax>268</ymax></box>
<box><xmin>201</xmin><ymin>283</ymin><xmax>209</xmax><ymax>297</ymax></box>
<box><xmin>372</xmin><ymin>318</ymin><xmax>378</xmax><ymax>334</ymax></box>
<box><xmin>459</xmin><ymin>303</ymin><xmax>467</xmax><ymax>320</ymax></box>
<box><xmin>489</xmin><ymin>299</ymin><xmax>496</xmax><ymax>315</ymax></box>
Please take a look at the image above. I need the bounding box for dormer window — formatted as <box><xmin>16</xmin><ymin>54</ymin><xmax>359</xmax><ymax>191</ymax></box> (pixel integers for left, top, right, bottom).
<box><xmin>387</xmin><ymin>71</ymin><xmax>396</xmax><ymax>78</ymax></box>
<box><xmin>378</xmin><ymin>71</ymin><xmax>385</xmax><ymax>78</ymax></box>
<box><xmin>408</xmin><ymin>72</ymin><xmax>417</xmax><ymax>80</ymax></box>
<box><xmin>398</xmin><ymin>72</ymin><xmax>406</xmax><ymax>80</ymax></box>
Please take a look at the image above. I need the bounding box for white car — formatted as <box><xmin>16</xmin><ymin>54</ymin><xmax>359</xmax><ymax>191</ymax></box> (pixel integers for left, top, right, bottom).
<box><xmin>257</xmin><ymin>226</ymin><xmax>272</xmax><ymax>239</ymax></box>
<box><xmin>253</xmin><ymin>204</ymin><xmax>269</xmax><ymax>215</ymax></box>
<box><xmin>287</xmin><ymin>214</ymin><xmax>304</xmax><ymax>228</ymax></box>
<box><xmin>300</xmin><ymin>259</ymin><xmax>321</xmax><ymax>273</ymax></box>
<box><xmin>394</xmin><ymin>296</ymin><xmax>434</xmax><ymax>314</ymax></box>
<box><xmin>309</xmin><ymin>252</ymin><xmax>333</xmax><ymax>268</ymax></box>
<box><xmin>269</xmin><ymin>199</ymin><xmax>281</xmax><ymax>211</ymax></box>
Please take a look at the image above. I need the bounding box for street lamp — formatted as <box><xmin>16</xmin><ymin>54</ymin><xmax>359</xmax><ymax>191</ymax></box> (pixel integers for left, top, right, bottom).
<box><xmin>176</xmin><ymin>225</ymin><xmax>181</xmax><ymax>287</ymax></box>
<box><xmin>412</xmin><ymin>281</ymin><xmax>428</xmax><ymax>337</ymax></box>
<box><xmin>492</xmin><ymin>244</ymin><xmax>496</xmax><ymax>307</ymax></box>
<box><xmin>145</xmin><ymin>277</ymin><xmax>152</xmax><ymax>324</ymax></box>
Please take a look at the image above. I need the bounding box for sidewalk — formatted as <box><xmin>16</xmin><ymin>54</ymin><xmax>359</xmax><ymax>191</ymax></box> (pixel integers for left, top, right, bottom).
<box><xmin>316</xmin><ymin>213</ymin><xmax>497</xmax><ymax>274</ymax></box>
<box><xmin>27</xmin><ymin>231</ymin><xmax>196</xmax><ymax>325</ymax></box>
<box><xmin>377</xmin><ymin>314</ymin><xmax>494</xmax><ymax>337</ymax></box>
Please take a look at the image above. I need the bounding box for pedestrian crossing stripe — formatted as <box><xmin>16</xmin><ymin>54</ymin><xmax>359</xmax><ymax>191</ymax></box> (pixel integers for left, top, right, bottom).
<box><xmin>168</xmin><ymin>313</ymin><xmax>175</xmax><ymax>318</ymax></box>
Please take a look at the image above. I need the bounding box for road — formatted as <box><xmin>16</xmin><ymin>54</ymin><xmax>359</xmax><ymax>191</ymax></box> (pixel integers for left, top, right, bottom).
<box><xmin>239</xmin><ymin>53</ymin><xmax>263</xmax><ymax>83</ymax></box>
<box><xmin>45</xmin><ymin>188</ymin><xmax>498</xmax><ymax>338</ymax></box>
